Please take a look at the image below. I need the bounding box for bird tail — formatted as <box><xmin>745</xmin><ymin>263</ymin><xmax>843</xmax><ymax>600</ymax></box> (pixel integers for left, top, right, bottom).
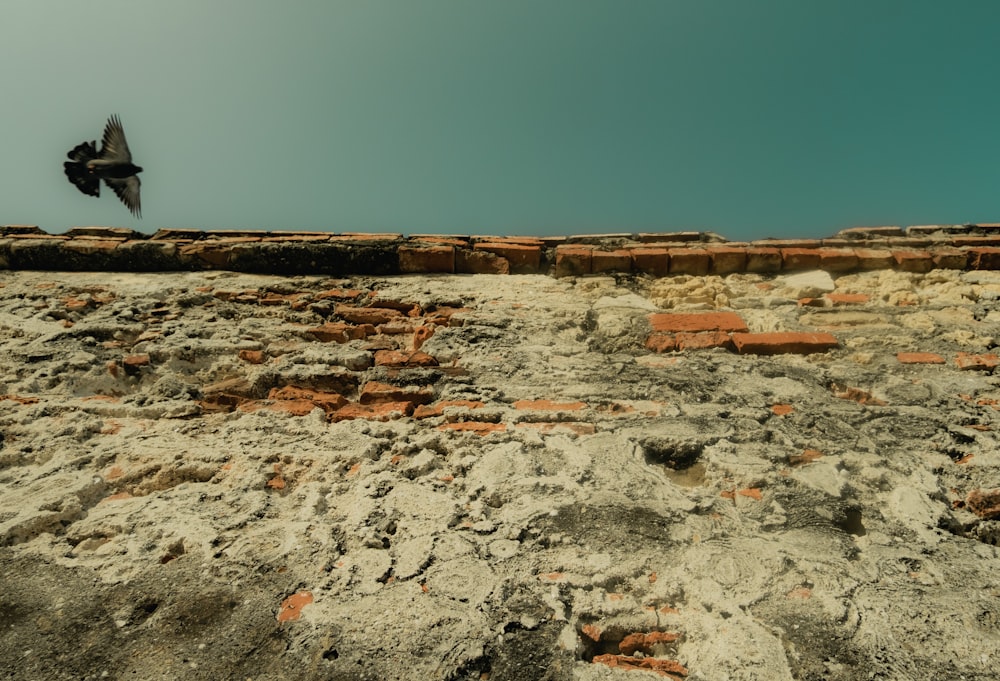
<box><xmin>67</xmin><ymin>140</ymin><xmax>98</xmax><ymax>163</ymax></box>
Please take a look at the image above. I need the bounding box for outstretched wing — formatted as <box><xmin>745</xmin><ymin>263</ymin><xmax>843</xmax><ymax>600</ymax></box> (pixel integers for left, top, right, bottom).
<box><xmin>104</xmin><ymin>175</ymin><xmax>141</xmax><ymax>218</ymax></box>
<box><xmin>100</xmin><ymin>114</ymin><xmax>133</xmax><ymax>163</ymax></box>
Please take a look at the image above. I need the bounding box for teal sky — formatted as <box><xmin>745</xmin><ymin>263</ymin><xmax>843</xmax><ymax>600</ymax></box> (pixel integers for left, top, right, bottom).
<box><xmin>4</xmin><ymin>1</ymin><xmax>1000</xmax><ymax>239</ymax></box>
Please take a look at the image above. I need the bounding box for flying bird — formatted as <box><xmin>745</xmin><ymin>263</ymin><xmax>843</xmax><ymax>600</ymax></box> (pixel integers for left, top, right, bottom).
<box><xmin>64</xmin><ymin>115</ymin><xmax>143</xmax><ymax>218</ymax></box>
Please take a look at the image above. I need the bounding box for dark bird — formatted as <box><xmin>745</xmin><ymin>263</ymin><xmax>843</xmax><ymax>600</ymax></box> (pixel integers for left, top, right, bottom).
<box><xmin>64</xmin><ymin>115</ymin><xmax>143</xmax><ymax>218</ymax></box>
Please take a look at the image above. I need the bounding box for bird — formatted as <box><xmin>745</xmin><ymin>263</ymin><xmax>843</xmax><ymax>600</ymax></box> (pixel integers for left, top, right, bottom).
<box><xmin>64</xmin><ymin>115</ymin><xmax>143</xmax><ymax>218</ymax></box>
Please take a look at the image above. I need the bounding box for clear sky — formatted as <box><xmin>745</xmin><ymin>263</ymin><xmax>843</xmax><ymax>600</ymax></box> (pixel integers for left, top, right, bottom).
<box><xmin>4</xmin><ymin>1</ymin><xmax>1000</xmax><ymax>239</ymax></box>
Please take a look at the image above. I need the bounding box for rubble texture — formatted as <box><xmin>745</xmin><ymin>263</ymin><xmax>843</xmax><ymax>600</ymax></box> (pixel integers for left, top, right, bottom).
<box><xmin>1</xmin><ymin>226</ymin><xmax>1000</xmax><ymax>680</ymax></box>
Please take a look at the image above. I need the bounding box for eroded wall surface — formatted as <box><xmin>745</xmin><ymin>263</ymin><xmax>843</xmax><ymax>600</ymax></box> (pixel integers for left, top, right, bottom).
<box><xmin>1</xmin><ymin>241</ymin><xmax>1000</xmax><ymax>679</ymax></box>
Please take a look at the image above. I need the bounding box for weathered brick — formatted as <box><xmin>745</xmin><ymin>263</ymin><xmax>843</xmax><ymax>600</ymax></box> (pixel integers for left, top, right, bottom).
<box><xmin>359</xmin><ymin>381</ymin><xmax>434</xmax><ymax>405</ymax></box>
<box><xmin>269</xmin><ymin>386</ymin><xmax>347</xmax><ymax>412</ymax></box>
<box><xmin>554</xmin><ymin>245</ymin><xmax>593</xmax><ymax>277</ymax></box>
<box><xmin>629</xmin><ymin>247</ymin><xmax>670</xmax><ymax>276</ymax></box>
<box><xmin>592</xmin><ymin>655</ymin><xmax>688</xmax><ymax>677</ymax></box>
<box><xmin>473</xmin><ymin>242</ymin><xmax>542</xmax><ymax>273</ymax></box>
<box><xmin>781</xmin><ymin>248</ymin><xmax>822</xmax><ymax>270</ymax></box>
<box><xmin>645</xmin><ymin>333</ymin><xmax>677</xmax><ymax>353</ymax></box>
<box><xmin>455</xmin><ymin>249</ymin><xmax>509</xmax><ymax>274</ymax></box>
<box><xmin>618</xmin><ymin>632</ymin><xmax>681</xmax><ymax>656</ymax></box>
<box><xmin>674</xmin><ymin>331</ymin><xmax>733</xmax><ymax>350</ymax></box>
<box><xmin>591</xmin><ymin>249</ymin><xmax>632</xmax><ymax>274</ymax></box>
<box><xmin>512</xmin><ymin>399</ymin><xmax>586</xmax><ymax>411</ymax></box>
<box><xmin>437</xmin><ymin>422</ymin><xmax>507</xmax><ymax>435</ymax></box>
<box><xmin>336</xmin><ymin>305</ymin><xmax>403</xmax><ymax>325</ymax></box>
<box><xmin>649</xmin><ymin>312</ymin><xmax>748</xmax><ymax>333</ymax></box>
<box><xmin>373</xmin><ymin>350</ymin><xmax>439</xmax><ymax>367</ymax></box>
<box><xmin>825</xmin><ymin>293</ymin><xmax>869</xmax><ymax>305</ymax></box>
<box><xmin>818</xmin><ymin>248</ymin><xmax>859</xmax><ymax>272</ymax></box>
<box><xmin>966</xmin><ymin>489</ymin><xmax>1000</xmax><ymax>520</ymax></box>
<box><xmin>239</xmin><ymin>349</ymin><xmax>266</xmax><ymax>364</ymax></box>
<box><xmin>731</xmin><ymin>332</ymin><xmax>838</xmax><ymax>355</ymax></box>
<box><xmin>897</xmin><ymin>352</ymin><xmax>945</xmax><ymax>364</ymax></box>
<box><xmin>967</xmin><ymin>247</ymin><xmax>1000</xmax><ymax>270</ymax></box>
<box><xmin>744</xmin><ymin>247</ymin><xmax>782</xmax><ymax>273</ymax></box>
<box><xmin>707</xmin><ymin>246</ymin><xmax>747</xmax><ymax>274</ymax></box>
<box><xmin>932</xmin><ymin>246</ymin><xmax>968</xmax><ymax>269</ymax></box>
<box><xmin>276</xmin><ymin>591</ymin><xmax>313</xmax><ymax>623</ymax></box>
<box><xmin>892</xmin><ymin>250</ymin><xmax>934</xmax><ymax>273</ymax></box>
<box><xmin>330</xmin><ymin>401</ymin><xmax>414</xmax><ymax>422</ymax></box>
<box><xmin>667</xmin><ymin>248</ymin><xmax>710</xmax><ymax>275</ymax></box>
<box><xmin>854</xmin><ymin>248</ymin><xmax>895</xmax><ymax>270</ymax></box>
<box><xmin>956</xmin><ymin>352</ymin><xmax>999</xmax><ymax>371</ymax></box>
<box><xmin>398</xmin><ymin>245</ymin><xmax>455</xmax><ymax>273</ymax></box>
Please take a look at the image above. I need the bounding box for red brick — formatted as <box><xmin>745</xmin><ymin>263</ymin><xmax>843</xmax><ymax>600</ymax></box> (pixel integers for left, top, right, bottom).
<box><xmin>554</xmin><ymin>246</ymin><xmax>593</xmax><ymax>277</ymax></box>
<box><xmin>359</xmin><ymin>381</ymin><xmax>434</xmax><ymax>405</ymax></box>
<box><xmin>744</xmin><ymin>247</ymin><xmax>782</xmax><ymax>273</ymax></box>
<box><xmin>629</xmin><ymin>247</ymin><xmax>670</xmax><ymax>276</ymax></box>
<box><xmin>825</xmin><ymin>293</ymin><xmax>869</xmax><ymax>305</ymax></box>
<box><xmin>966</xmin><ymin>489</ymin><xmax>1000</xmax><ymax>520</ymax></box>
<box><xmin>818</xmin><ymin>248</ymin><xmax>859</xmax><ymax>272</ymax></box>
<box><xmin>649</xmin><ymin>312</ymin><xmax>748</xmax><ymax>333</ymax></box>
<box><xmin>645</xmin><ymin>334</ymin><xmax>677</xmax><ymax>353</ymax></box>
<box><xmin>591</xmin><ymin>655</ymin><xmax>688</xmax><ymax>678</ymax></box>
<box><xmin>373</xmin><ymin>350</ymin><xmax>439</xmax><ymax>367</ymax></box>
<box><xmin>398</xmin><ymin>245</ymin><xmax>455</xmax><ymax>273</ymax></box>
<box><xmin>731</xmin><ymin>332</ymin><xmax>838</xmax><ymax>355</ymax></box>
<box><xmin>967</xmin><ymin>247</ymin><xmax>1000</xmax><ymax>270</ymax></box>
<box><xmin>897</xmin><ymin>352</ymin><xmax>945</xmax><ymax>365</ymax></box>
<box><xmin>437</xmin><ymin>422</ymin><xmax>506</xmax><ymax>436</ymax></box>
<box><xmin>781</xmin><ymin>248</ymin><xmax>822</xmax><ymax>270</ymax></box>
<box><xmin>122</xmin><ymin>354</ymin><xmax>150</xmax><ymax>374</ymax></box>
<box><xmin>674</xmin><ymin>331</ymin><xmax>733</xmax><ymax>350</ymax></box>
<box><xmin>591</xmin><ymin>249</ymin><xmax>632</xmax><ymax>273</ymax></box>
<box><xmin>269</xmin><ymin>386</ymin><xmax>347</xmax><ymax>412</ymax></box>
<box><xmin>956</xmin><ymin>353</ymin><xmax>999</xmax><ymax>371</ymax></box>
<box><xmin>239</xmin><ymin>349</ymin><xmax>266</xmax><ymax>364</ymax></box>
<box><xmin>178</xmin><ymin>242</ymin><xmax>236</xmax><ymax>268</ymax></box>
<box><xmin>336</xmin><ymin>304</ymin><xmax>403</xmax><ymax>325</ymax></box>
<box><xmin>667</xmin><ymin>248</ymin><xmax>710</xmax><ymax>275</ymax></box>
<box><xmin>315</xmin><ymin>288</ymin><xmax>365</xmax><ymax>301</ymax></box>
<box><xmin>456</xmin><ymin>248</ymin><xmax>510</xmax><ymax>274</ymax></box>
<box><xmin>474</xmin><ymin>242</ymin><xmax>542</xmax><ymax>273</ymax></box>
<box><xmin>707</xmin><ymin>246</ymin><xmax>747</xmax><ymax>274</ymax></box>
<box><xmin>412</xmin><ymin>325</ymin><xmax>434</xmax><ymax>350</ymax></box>
<box><xmin>277</xmin><ymin>591</ymin><xmax>313</xmax><ymax>623</ymax></box>
<box><xmin>512</xmin><ymin>399</ymin><xmax>586</xmax><ymax>411</ymax></box>
<box><xmin>330</xmin><ymin>401</ymin><xmax>414</xmax><ymax>422</ymax></box>
<box><xmin>854</xmin><ymin>248</ymin><xmax>895</xmax><ymax>270</ymax></box>
<box><xmin>307</xmin><ymin>322</ymin><xmax>372</xmax><ymax>343</ymax></box>
<box><xmin>932</xmin><ymin>247</ymin><xmax>968</xmax><ymax>269</ymax></box>
<box><xmin>618</xmin><ymin>632</ymin><xmax>681</xmax><ymax>656</ymax></box>
<box><xmin>771</xmin><ymin>404</ymin><xmax>794</xmax><ymax>416</ymax></box>
<box><xmin>892</xmin><ymin>250</ymin><xmax>934</xmax><ymax>273</ymax></box>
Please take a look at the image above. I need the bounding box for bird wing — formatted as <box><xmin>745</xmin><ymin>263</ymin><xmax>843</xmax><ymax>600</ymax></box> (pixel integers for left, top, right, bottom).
<box><xmin>104</xmin><ymin>175</ymin><xmax>141</xmax><ymax>218</ymax></box>
<box><xmin>100</xmin><ymin>115</ymin><xmax>133</xmax><ymax>163</ymax></box>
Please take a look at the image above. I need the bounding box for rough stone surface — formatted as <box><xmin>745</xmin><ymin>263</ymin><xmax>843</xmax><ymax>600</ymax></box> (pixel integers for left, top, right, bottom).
<box><xmin>0</xmin><ymin>267</ymin><xmax>999</xmax><ymax>680</ymax></box>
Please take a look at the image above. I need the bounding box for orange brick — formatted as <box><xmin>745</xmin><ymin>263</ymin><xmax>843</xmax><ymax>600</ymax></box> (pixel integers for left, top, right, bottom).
<box><xmin>359</xmin><ymin>381</ymin><xmax>434</xmax><ymax>405</ymax></box>
<box><xmin>474</xmin><ymin>242</ymin><xmax>542</xmax><ymax>273</ymax></box>
<box><xmin>456</xmin><ymin>248</ymin><xmax>509</xmax><ymax>274</ymax></box>
<box><xmin>731</xmin><ymin>332</ymin><xmax>838</xmax><ymax>355</ymax></box>
<box><xmin>373</xmin><ymin>350</ymin><xmax>439</xmax><ymax>367</ymax></box>
<box><xmin>398</xmin><ymin>245</ymin><xmax>455</xmax><ymax>273</ymax></box>
<box><xmin>645</xmin><ymin>333</ymin><xmax>677</xmax><ymax>353</ymax></box>
<box><xmin>818</xmin><ymin>248</ymin><xmax>859</xmax><ymax>272</ymax></box>
<box><xmin>892</xmin><ymin>250</ymin><xmax>934</xmax><ymax>273</ymax></box>
<box><xmin>591</xmin><ymin>249</ymin><xmax>632</xmax><ymax>273</ymax></box>
<box><xmin>591</xmin><ymin>655</ymin><xmax>688</xmax><ymax>678</ymax></box>
<box><xmin>437</xmin><ymin>422</ymin><xmax>506</xmax><ymax>435</ymax></box>
<box><xmin>825</xmin><ymin>293</ymin><xmax>869</xmax><ymax>305</ymax></box>
<box><xmin>336</xmin><ymin>304</ymin><xmax>403</xmax><ymax>325</ymax></box>
<box><xmin>667</xmin><ymin>248</ymin><xmax>710</xmax><ymax>275</ymax></box>
<box><xmin>967</xmin><ymin>247</ymin><xmax>1000</xmax><ymax>270</ymax></box>
<box><xmin>854</xmin><ymin>248</ymin><xmax>895</xmax><ymax>270</ymax></box>
<box><xmin>674</xmin><ymin>331</ymin><xmax>733</xmax><ymax>350</ymax></box>
<box><xmin>966</xmin><ymin>489</ymin><xmax>1000</xmax><ymax>520</ymax></box>
<box><xmin>897</xmin><ymin>352</ymin><xmax>945</xmax><ymax>364</ymax></box>
<box><xmin>239</xmin><ymin>349</ymin><xmax>266</xmax><ymax>364</ymax></box>
<box><xmin>781</xmin><ymin>248</ymin><xmax>821</xmax><ymax>270</ymax></box>
<box><xmin>629</xmin><ymin>247</ymin><xmax>670</xmax><ymax>276</ymax></box>
<box><xmin>330</xmin><ymin>401</ymin><xmax>414</xmax><ymax>422</ymax></box>
<box><xmin>956</xmin><ymin>353</ymin><xmax>999</xmax><ymax>371</ymax></box>
<box><xmin>707</xmin><ymin>246</ymin><xmax>747</xmax><ymax>274</ymax></box>
<box><xmin>512</xmin><ymin>399</ymin><xmax>586</xmax><ymax>411</ymax></box>
<box><xmin>744</xmin><ymin>247</ymin><xmax>782</xmax><ymax>273</ymax></box>
<box><xmin>771</xmin><ymin>404</ymin><xmax>794</xmax><ymax>416</ymax></box>
<box><xmin>554</xmin><ymin>246</ymin><xmax>593</xmax><ymax>277</ymax></box>
<box><xmin>277</xmin><ymin>591</ymin><xmax>313</xmax><ymax>623</ymax></box>
<box><xmin>649</xmin><ymin>312</ymin><xmax>748</xmax><ymax>333</ymax></box>
<box><xmin>618</xmin><ymin>632</ymin><xmax>681</xmax><ymax>656</ymax></box>
<box><xmin>932</xmin><ymin>247</ymin><xmax>968</xmax><ymax>269</ymax></box>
